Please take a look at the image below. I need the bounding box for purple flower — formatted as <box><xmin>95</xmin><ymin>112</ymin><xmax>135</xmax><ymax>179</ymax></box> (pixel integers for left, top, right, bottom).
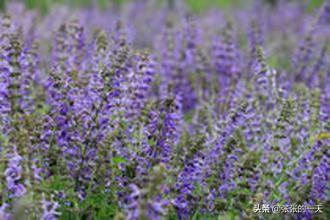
<box><xmin>0</xmin><ymin>203</ymin><xmax>11</xmax><ymax>220</ymax></box>
<box><xmin>310</xmin><ymin>154</ymin><xmax>329</xmax><ymax>202</ymax></box>
<box><xmin>41</xmin><ymin>194</ymin><xmax>60</xmax><ymax>220</ymax></box>
<box><xmin>5</xmin><ymin>147</ymin><xmax>26</xmax><ymax>198</ymax></box>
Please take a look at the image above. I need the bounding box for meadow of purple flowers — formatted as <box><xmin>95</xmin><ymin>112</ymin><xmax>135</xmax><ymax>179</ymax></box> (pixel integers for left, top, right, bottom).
<box><xmin>0</xmin><ymin>0</ymin><xmax>329</xmax><ymax>219</ymax></box>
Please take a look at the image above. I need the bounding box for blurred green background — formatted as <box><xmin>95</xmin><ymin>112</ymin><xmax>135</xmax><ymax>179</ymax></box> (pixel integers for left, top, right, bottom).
<box><xmin>0</xmin><ymin>0</ymin><xmax>325</xmax><ymax>14</ymax></box>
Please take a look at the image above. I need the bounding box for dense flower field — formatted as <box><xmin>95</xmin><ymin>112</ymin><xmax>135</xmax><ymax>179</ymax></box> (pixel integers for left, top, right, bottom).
<box><xmin>0</xmin><ymin>1</ymin><xmax>329</xmax><ymax>219</ymax></box>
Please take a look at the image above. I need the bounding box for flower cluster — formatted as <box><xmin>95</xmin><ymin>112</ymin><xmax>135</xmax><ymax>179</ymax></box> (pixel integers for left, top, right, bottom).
<box><xmin>0</xmin><ymin>1</ymin><xmax>329</xmax><ymax>219</ymax></box>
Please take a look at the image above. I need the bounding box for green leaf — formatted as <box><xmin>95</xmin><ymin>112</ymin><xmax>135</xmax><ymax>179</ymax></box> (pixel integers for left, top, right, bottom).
<box><xmin>112</xmin><ymin>156</ymin><xmax>126</xmax><ymax>164</ymax></box>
